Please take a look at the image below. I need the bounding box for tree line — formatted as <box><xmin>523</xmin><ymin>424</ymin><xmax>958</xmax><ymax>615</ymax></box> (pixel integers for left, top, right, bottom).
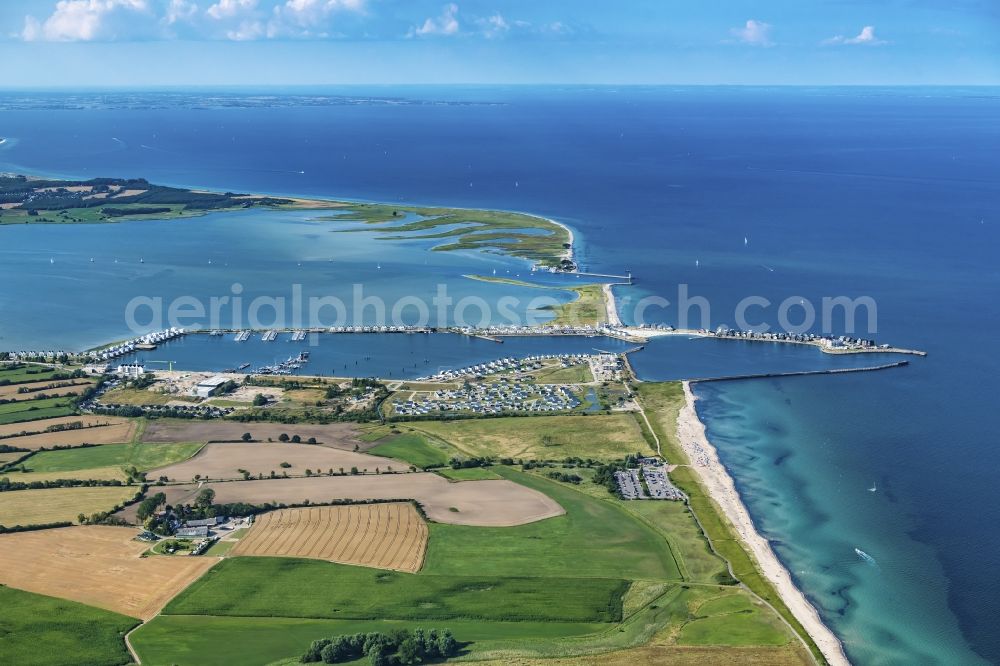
<box><xmin>302</xmin><ymin>628</ymin><xmax>458</xmax><ymax>665</ymax></box>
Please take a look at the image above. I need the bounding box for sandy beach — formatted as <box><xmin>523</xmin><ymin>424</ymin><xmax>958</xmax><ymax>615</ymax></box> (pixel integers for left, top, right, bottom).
<box><xmin>677</xmin><ymin>381</ymin><xmax>850</xmax><ymax>666</ymax></box>
<box><xmin>603</xmin><ymin>283</ymin><xmax>623</xmax><ymax>326</ymax></box>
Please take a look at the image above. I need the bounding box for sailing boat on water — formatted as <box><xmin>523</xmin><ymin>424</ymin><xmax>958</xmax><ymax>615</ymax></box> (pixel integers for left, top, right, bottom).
<box><xmin>868</xmin><ymin>482</ymin><xmax>877</xmax><ymax>493</ymax></box>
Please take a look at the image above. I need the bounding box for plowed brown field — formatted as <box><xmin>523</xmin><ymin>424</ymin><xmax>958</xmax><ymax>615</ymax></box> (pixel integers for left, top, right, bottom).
<box><xmin>232</xmin><ymin>504</ymin><xmax>427</xmax><ymax>572</ymax></box>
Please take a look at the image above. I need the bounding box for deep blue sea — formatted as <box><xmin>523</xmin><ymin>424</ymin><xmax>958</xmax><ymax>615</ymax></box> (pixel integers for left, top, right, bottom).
<box><xmin>1</xmin><ymin>86</ymin><xmax>998</xmax><ymax>664</ymax></box>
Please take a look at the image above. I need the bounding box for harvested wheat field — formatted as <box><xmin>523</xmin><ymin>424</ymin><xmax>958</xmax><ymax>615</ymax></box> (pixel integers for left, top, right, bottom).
<box><xmin>0</xmin><ymin>526</ymin><xmax>216</xmax><ymax>619</ymax></box>
<box><xmin>151</xmin><ymin>442</ymin><xmax>402</xmax><ymax>482</ymax></box>
<box><xmin>0</xmin><ymin>417</ymin><xmax>136</xmax><ymax>449</ymax></box>
<box><xmin>0</xmin><ymin>486</ymin><xmax>137</xmax><ymax>527</ymax></box>
<box><xmin>0</xmin><ymin>380</ymin><xmax>93</xmax><ymax>400</ymax></box>
<box><xmin>232</xmin><ymin>504</ymin><xmax>427</xmax><ymax>572</ymax></box>
<box><xmin>126</xmin><ymin>474</ymin><xmax>564</xmax><ymax>527</ymax></box>
<box><xmin>0</xmin><ymin>415</ymin><xmax>131</xmax><ymax>438</ymax></box>
<box><xmin>2</xmin><ymin>467</ymin><xmax>127</xmax><ymax>484</ymax></box>
<box><xmin>142</xmin><ymin>421</ymin><xmax>363</xmax><ymax>449</ymax></box>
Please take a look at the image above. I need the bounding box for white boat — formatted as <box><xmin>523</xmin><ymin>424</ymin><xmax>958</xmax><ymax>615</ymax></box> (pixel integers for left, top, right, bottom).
<box><xmin>868</xmin><ymin>482</ymin><xmax>877</xmax><ymax>493</ymax></box>
<box><xmin>855</xmin><ymin>548</ymin><xmax>877</xmax><ymax>565</ymax></box>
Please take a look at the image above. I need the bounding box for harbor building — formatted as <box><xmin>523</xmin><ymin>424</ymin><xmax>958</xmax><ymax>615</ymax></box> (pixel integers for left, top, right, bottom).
<box><xmin>192</xmin><ymin>376</ymin><xmax>230</xmax><ymax>398</ymax></box>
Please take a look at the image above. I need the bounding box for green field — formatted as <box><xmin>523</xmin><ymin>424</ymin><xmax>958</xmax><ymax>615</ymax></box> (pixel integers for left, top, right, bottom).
<box><xmin>9</xmin><ymin>441</ymin><xmax>203</xmax><ymax>476</ymax></box>
<box><xmin>0</xmin><ymin>365</ymin><xmax>67</xmax><ymax>384</ymax></box>
<box><xmin>437</xmin><ymin>466</ymin><xmax>503</xmax><ymax>480</ymax></box>
<box><xmin>0</xmin><ymin>398</ymin><xmax>76</xmax><ymax>425</ymax></box>
<box><xmin>531</xmin><ymin>362</ymin><xmax>595</xmax><ymax>384</ymax></box>
<box><xmin>412</xmin><ymin>413</ymin><xmax>651</xmax><ymax>461</ymax></box>
<box><xmin>164</xmin><ymin>557</ymin><xmax>628</xmax><ymax>624</ymax></box>
<box><xmin>424</xmin><ymin>468</ymin><xmax>681</xmax><ymax>580</ymax></box>
<box><xmin>369</xmin><ymin>432</ymin><xmax>451</xmax><ymax>469</ymax></box>
<box><xmin>0</xmin><ymin>586</ymin><xmax>138</xmax><ymax>666</ymax></box>
<box><xmin>134</xmin><ymin>438</ymin><xmax>802</xmax><ymax>666</ymax></box>
<box><xmin>131</xmin><ymin>615</ymin><xmax>604</xmax><ymax>666</ymax></box>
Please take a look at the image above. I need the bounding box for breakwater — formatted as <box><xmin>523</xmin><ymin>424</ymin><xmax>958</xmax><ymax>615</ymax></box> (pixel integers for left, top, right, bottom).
<box><xmin>692</xmin><ymin>360</ymin><xmax>909</xmax><ymax>383</ymax></box>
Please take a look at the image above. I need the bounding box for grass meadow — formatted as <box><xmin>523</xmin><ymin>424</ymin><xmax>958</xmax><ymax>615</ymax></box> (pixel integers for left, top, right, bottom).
<box><xmin>0</xmin><ymin>586</ymin><xmax>138</xmax><ymax>666</ymax></box>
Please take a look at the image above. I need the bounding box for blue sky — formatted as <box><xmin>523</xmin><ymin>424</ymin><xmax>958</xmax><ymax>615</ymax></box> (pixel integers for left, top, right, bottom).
<box><xmin>0</xmin><ymin>0</ymin><xmax>996</xmax><ymax>86</ymax></box>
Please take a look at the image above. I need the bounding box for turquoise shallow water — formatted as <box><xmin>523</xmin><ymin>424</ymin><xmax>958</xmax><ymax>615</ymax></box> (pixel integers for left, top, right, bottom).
<box><xmin>1</xmin><ymin>87</ymin><xmax>998</xmax><ymax>664</ymax></box>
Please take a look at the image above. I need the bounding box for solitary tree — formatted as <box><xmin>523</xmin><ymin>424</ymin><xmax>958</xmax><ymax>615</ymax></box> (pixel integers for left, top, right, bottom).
<box><xmin>241</xmin><ymin>432</ymin><xmax>252</xmax><ymax>442</ymax></box>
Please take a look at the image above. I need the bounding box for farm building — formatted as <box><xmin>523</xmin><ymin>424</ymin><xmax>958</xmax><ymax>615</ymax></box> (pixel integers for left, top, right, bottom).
<box><xmin>175</xmin><ymin>526</ymin><xmax>209</xmax><ymax>538</ymax></box>
<box><xmin>184</xmin><ymin>517</ymin><xmax>223</xmax><ymax>528</ymax></box>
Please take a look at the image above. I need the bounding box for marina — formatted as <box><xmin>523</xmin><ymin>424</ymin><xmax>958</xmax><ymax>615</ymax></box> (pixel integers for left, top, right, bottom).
<box><xmin>96</xmin><ymin>329</ymin><xmax>916</xmax><ymax>382</ymax></box>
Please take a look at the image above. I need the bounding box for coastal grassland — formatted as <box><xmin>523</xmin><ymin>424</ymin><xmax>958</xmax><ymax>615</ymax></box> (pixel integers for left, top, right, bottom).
<box><xmin>0</xmin><ymin>398</ymin><xmax>76</xmax><ymax>425</ymax></box>
<box><xmin>369</xmin><ymin>431</ymin><xmax>453</xmax><ymax>468</ymax></box>
<box><xmin>423</xmin><ymin>468</ymin><xmax>681</xmax><ymax>580</ymax></box>
<box><xmin>635</xmin><ymin>381</ymin><xmax>824</xmax><ymax>663</ymax></box>
<box><xmin>163</xmin><ymin>556</ymin><xmax>628</xmax><ymax>623</ymax></box>
<box><xmin>4</xmin><ymin>441</ymin><xmax>203</xmax><ymax>478</ymax></box>
<box><xmin>332</xmin><ymin>204</ymin><xmax>572</xmax><ymax>267</ymax></box>
<box><xmin>455</xmin><ymin>583</ymin><xmax>796</xmax><ymax>663</ymax></box>
<box><xmin>472</xmin><ymin>645</ymin><xmax>811</xmax><ymax>666</ymax></box>
<box><xmin>0</xmin><ymin>486</ymin><xmax>137</xmax><ymax>526</ymax></box>
<box><xmin>464</xmin><ymin>274</ymin><xmax>607</xmax><ymax>327</ymax></box>
<box><xmin>0</xmin><ymin>586</ymin><xmax>138</xmax><ymax>666</ymax></box>
<box><xmin>410</xmin><ymin>413</ymin><xmax>652</xmax><ymax>461</ymax></box>
<box><xmin>130</xmin><ymin>616</ymin><xmax>605</xmax><ymax>666</ymax></box>
<box><xmin>540</xmin><ymin>284</ymin><xmax>607</xmax><ymax>327</ymax></box>
<box><xmin>531</xmin><ymin>362</ymin><xmax>595</xmax><ymax>384</ymax></box>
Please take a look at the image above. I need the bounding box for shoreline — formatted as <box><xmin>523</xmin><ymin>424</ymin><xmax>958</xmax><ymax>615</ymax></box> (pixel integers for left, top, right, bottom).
<box><xmin>677</xmin><ymin>380</ymin><xmax>849</xmax><ymax>666</ymax></box>
<box><xmin>602</xmin><ymin>284</ymin><xmax>623</xmax><ymax>327</ymax></box>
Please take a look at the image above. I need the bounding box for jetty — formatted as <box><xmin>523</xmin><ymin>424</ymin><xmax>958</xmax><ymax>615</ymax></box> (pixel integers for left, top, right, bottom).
<box><xmin>691</xmin><ymin>360</ymin><xmax>910</xmax><ymax>383</ymax></box>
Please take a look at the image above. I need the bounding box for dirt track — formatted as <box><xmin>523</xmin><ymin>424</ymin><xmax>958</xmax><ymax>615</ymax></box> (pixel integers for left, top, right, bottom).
<box><xmin>0</xmin><ymin>526</ymin><xmax>216</xmax><ymax>619</ymax></box>
<box><xmin>232</xmin><ymin>504</ymin><xmax>427</xmax><ymax>572</ymax></box>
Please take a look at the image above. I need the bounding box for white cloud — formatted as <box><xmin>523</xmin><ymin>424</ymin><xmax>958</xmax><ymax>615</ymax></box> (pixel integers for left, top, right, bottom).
<box><xmin>206</xmin><ymin>0</ymin><xmax>257</xmax><ymax>21</ymax></box>
<box><xmin>476</xmin><ymin>12</ymin><xmax>509</xmax><ymax>39</ymax></box>
<box><xmin>730</xmin><ymin>19</ymin><xmax>773</xmax><ymax>47</ymax></box>
<box><xmin>226</xmin><ymin>19</ymin><xmax>265</xmax><ymax>40</ymax></box>
<box><xmin>164</xmin><ymin>0</ymin><xmax>198</xmax><ymax>25</ymax></box>
<box><xmin>412</xmin><ymin>3</ymin><xmax>459</xmax><ymax>37</ymax></box>
<box><xmin>267</xmin><ymin>0</ymin><xmax>367</xmax><ymax>38</ymax></box>
<box><xmin>823</xmin><ymin>25</ymin><xmax>886</xmax><ymax>46</ymax></box>
<box><xmin>22</xmin><ymin>0</ymin><xmax>150</xmax><ymax>42</ymax></box>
